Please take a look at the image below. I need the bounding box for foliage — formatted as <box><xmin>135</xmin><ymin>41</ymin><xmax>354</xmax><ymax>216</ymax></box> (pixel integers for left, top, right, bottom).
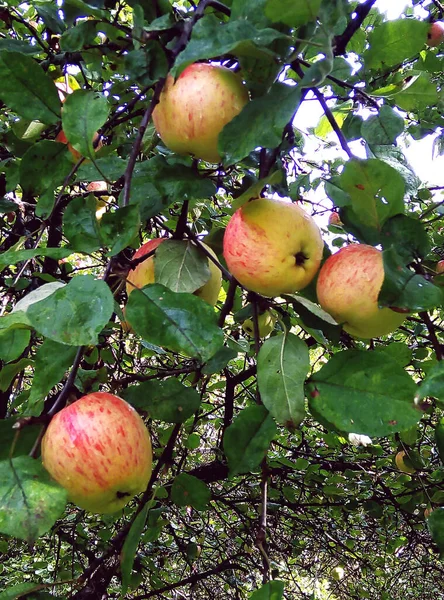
<box><xmin>0</xmin><ymin>0</ymin><xmax>444</xmax><ymax>598</ymax></box>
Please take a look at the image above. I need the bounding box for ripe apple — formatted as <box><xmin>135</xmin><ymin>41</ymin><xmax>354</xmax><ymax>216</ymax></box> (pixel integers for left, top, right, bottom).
<box><xmin>223</xmin><ymin>197</ymin><xmax>324</xmax><ymax>297</ymax></box>
<box><xmin>437</xmin><ymin>260</ymin><xmax>444</xmax><ymax>274</ymax></box>
<box><xmin>424</xmin><ymin>507</ymin><xmax>433</xmax><ymax>519</ymax></box>
<box><xmin>427</xmin><ymin>22</ymin><xmax>444</xmax><ymax>47</ymax></box>
<box><xmin>41</xmin><ymin>392</ymin><xmax>152</xmax><ymax>514</ymax></box>
<box><xmin>126</xmin><ymin>238</ymin><xmax>222</xmax><ymax>306</ymax></box>
<box><xmin>395</xmin><ymin>450</ymin><xmax>416</xmax><ymax>474</ymax></box>
<box><xmin>152</xmin><ymin>63</ymin><xmax>249</xmax><ymax>163</ymax></box>
<box><xmin>242</xmin><ymin>310</ymin><xmax>276</xmax><ymax>337</ymax></box>
<box><xmin>316</xmin><ymin>244</ymin><xmax>407</xmax><ymax>339</ymax></box>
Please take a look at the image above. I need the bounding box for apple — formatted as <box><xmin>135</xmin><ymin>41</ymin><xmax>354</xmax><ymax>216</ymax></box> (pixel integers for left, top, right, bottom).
<box><xmin>437</xmin><ymin>260</ymin><xmax>444</xmax><ymax>274</ymax></box>
<box><xmin>395</xmin><ymin>450</ymin><xmax>416</xmax><ymax>474</ymax></box>
<box><xmin>41</xmin><ymin>392</ymin><xmax>152</xmax><ymax>514</ymax></box>
<box><xmin>152</xmin><ymin>63</ymin><xmax>249</xmax><ymax>163</ymax></box>
<box><xmin>242</xmin><ymin>310</ymin><xmax>276</xmax><ymax>337</ymax></box>
<box><xmin>328</xmin><ymin>211</ymin><xmax>342</xmax><ymax>226</ymax></box>
<box><xmin>223</xmin><ymin>197</ymin><xmax>324</xmax><ymax>297</ymax></box>
<box><xmin>316</xmin><ymin>244</ymin><xmax>407</xmax><ymax>339</ymax></box>
<box><xmin>427</xmin><ymin>22</ymin><xmax>444</xmax><ymax>47</ymax></box>
<box><xmin>56</xmin><ymin>129</ymin><xmax>101</xmax><ymax>162</ymax></box>
<box><xmin>126</xmin><ymin>238</ymin><xmax>222</xmax><ymax>306</ymax></box>
<box><xmin>424</xmin><ymin>507</ymin><xmax>433</xmax><ymax>519</ymax></box>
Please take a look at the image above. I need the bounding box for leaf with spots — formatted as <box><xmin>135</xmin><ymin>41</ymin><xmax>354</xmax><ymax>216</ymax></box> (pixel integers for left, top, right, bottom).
<box><xmin>307</xmin><ymin>349</ymin><xmax>420</xmax><ymax>437</ymax></box>
<box><xmin>0</xmin><ymin>456</ymin><xmax>67</xmax><ymax>544</ymax></box>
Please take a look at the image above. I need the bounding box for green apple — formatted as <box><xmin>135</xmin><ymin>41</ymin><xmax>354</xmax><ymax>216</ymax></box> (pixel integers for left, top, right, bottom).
<box><xmin>316</xmin><ymin>244</ymin><xmax>407</xmax><ymax>339</ymax></box>
<box><xmin>427</xmin><ymin>22</ymin><xmax>444</xmax><ymax>47</ymax></box>
<box><xmin>242</xmin><ymin>310</ymin><xmax>276</xmax><ymax>337</ymax></box>
<box><xmin>223</xmin><ymin>197</ymin><xmax>324</xmax><ymax>297</ymax></box>
<box><xmin>152</xmin><ymin>63</ymin><xmax>249</xmax><ymax>163</ymax></box>
<box><xmin>41</xmin><ymin>392</ymin><xmax>152</xmax><ymax>514</ymax></box>
<box><xmin>126</xmin><ymin>238</ymin><xmax>222</xmax><ymax>306</ymax></box>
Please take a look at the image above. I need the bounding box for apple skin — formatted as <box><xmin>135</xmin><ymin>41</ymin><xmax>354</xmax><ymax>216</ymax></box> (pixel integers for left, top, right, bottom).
<box><xmin>316</xmin><ymin>244</ymin><xmax>407</xmax><ymax>339</ymax></box>
<box><xmin>152</xmin><ymin>63</ymin><xmax>249</xmax><ymax>163</ymax></box>
<box><xmin>242</xmin><ymin>310</ymin><xmax>277</xmax><ymax>337</ymax></box>
<box><xmin>223</xmin><ymin>197</ymin><xmax>324</xmax><ymax>297</ymax></box>
<box><xmin>395</xmin><ymin>450</ymin><xmax>416</xmax><ymax>474</ymax></box>
<box><xmin>437</xmin><ymin>260</ymin><xmax>444</xmax><ymax>275</ymax></box>
<box><xmin>41</xmin><ymin>392</ymin><xmax>152</xmax><ymax>514</ymax></box>
<box><xmin>328</xmin><ymin>211</ymin><xmax>342</xmax><ymax>226</ymax></box>
<box><xmin>126</xmin><ymin>239</ymin><xmax>222</xmax><ymax>306</ymax></box>
<box><xmin>427</xmin><ymin>22</ymin><xmax>444</xmax><ymax>47</ymax></box>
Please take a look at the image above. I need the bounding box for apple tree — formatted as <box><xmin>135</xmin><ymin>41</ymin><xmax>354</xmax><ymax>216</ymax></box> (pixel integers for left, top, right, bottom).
<box><xmin>0</xmin><ymin>0</ymin><xmax>444</xmax><ymax>598</ymax></box>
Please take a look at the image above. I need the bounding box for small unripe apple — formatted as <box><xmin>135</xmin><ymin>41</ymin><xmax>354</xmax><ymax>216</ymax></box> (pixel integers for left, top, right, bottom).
<box><xmin>152</xmin><ymin>63</ymin><xmax>249</xmax><ymax>163</ymax></box>
<box><xmin>427</xmin><ymin>22</ymin><xmax>444</xmax><ymax>47</ymax></box>
<box><xmin>328</xmin><ymin>212</ymin><xmax>342</xmax><ymax>226</ymax></box>
<box><xmin>395</xmin><ymin>450</ymin><xmax>416</xmax><ymax>474</ymax></box>
<box><xmin>41</xmin><ymin>392</ymin><xmax>153</xmax><ymax>514</ymax></box>
<box><xmin>126</xmin><ymin>239</ymin><xmax>222</xmax><ymax>306</ymax></box>
<box><xmin>316</xmin><ymin>244</ymin><xmax>407</xmax><ymax>339</ymax></box>
<box><xmin>242</xmin><ymin>310</ymin><xmax>277</xmax><ymax>337</ymax></box>
<box><xmin>223</xmin><ymin>197</ymin><xmax>324</xmax><ymax>297</ymax></box>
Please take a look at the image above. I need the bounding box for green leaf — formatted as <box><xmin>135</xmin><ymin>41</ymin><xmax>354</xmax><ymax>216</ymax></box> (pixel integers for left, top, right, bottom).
<box><xmin>265</xmin><ymin>0</ymin><xmax>320</xmax><ymax>27</ymax></box>
<box><xmin>123</xmin><ymin>43</ymin><xmax>168</xmax><ymax>86</ymax></box>
<box><xmin>121</xmin><ymin>379</ymin><xmax>201</xmax><ymax>423</ymax></box>
<box><xmin>0</xmin><ymin>247</ymin><xmax>73</xmax><ymax>272</ymax></box>
<box><xmin>435</xmin><ymin>418</ymin><xmax>444</xmax><ymax>464</ymax></box>
<box><xmin>415</xmin><ymin>362</ymin><xmax>444</xmax><ymax>404</ymax></box>
<box><xmin>394</xmin><ymin>72</ymin><xmax>439</xmax><ymax>113</ymax></box>
<box><xmin>224</xmin><ymin>405</ymin><xmax>277</xmax><ymax>477</ymax></box>
<box><xmin>27</xmin><ymin>340</ymin><xmax>78</xmax><ymax>416</ymax></box>
<box><xmin>63</xmin><ymin>195</ymin><xmax>101</xmax><ymax>253</ymax></box>
<box><xmin>380</xmin><ymin>214</ymin><xmax>430</xmax><ymax>262</ymax></box>
<box><xmin>0</xmin><ymin>359</ymin><xmax>33</xmax><ymax>392</ymax></box>
<box><xmin>0</xmin><ymin>39</ymin><xmax>43</xmax><ymax>55</ymax></box>
<box><xmin>364</xmin><ymin>20</ymin><xmax>429</xmax><ymax>70</ymax></box>
<box><xmin>171</xmin><ymin>473</ymin><xmax>211</xmax><ymax>511</ymax></box>
<box><xmin>120</xmin><ymin>503</ymin><xmax>149</xmax><ymax>598</ymax></box>
<box><xmin>314</xmin><ymin>101</ymin><xmax>353</xmax><ymax>139</ymax></box>
<box><xmin>62</xmin><ymin>90</ymin><xmax>109</xmax><ymax>160</ymax></box>
<box><xmin>361</xmin><ymin>105</ymin><xmax>405</xmax><ymax>145</ymax></box>
<box><xmin>60</xmin><ymin>19</ymin><xmax>97</xmax><ymax>52</ymax></box>
<box><xmin>202</xmin><ymin>346</ymin><xmax>238</xmax><ymax>375</ymax></box>
<box><xmin>249</xmin><ymin>580</ymin><xmax>285</xmax><ymax>599</ymax></box>
<box><xmin>0</xmin><ymin>456</ymin><xmax>67</xmax><ymax>543</ymax></box>
<box><xmin>380</xmin><ymin>247</ymin><xmax>442</xmax><ymax>312</ymax></box>
<box><xmin>427</xmin><ymin>508</ymin><xmax>444</xmax><ymax>555</ymax></box>
<box><xmin>257</xmin><ymin>333</ymin><xmax>308</xmax><ymax>428</ymax></box>
<box><xmin>100</xmin><ymin>205</ymin><xmax>140</xmax><ymax>256</ymax></box>
<box><xmin>368</xmin><ymin>145</ymin><xmax>420</xmax><ymax>198</ymax></box>
<box><xmin>0</xmin><ymin>583</ymin><xmax>45</xmax><ymax>600</ymax></box>
<box><xmin>12</xmin><ymin>282</ymin><xmax>66</xmax><ymax>316</ymax></box>
<box><xmin>0</xmin><ymin>420</ymin><xmax>43</xmax><ymax>461</ymax></box>
<box><xmin>154</xmin><ymin>240</ymin><xmax>211</xmax><ymax>294</ymax></box>
<box><xmin>26</xmin><ymin>275</ymin><xmax>114</xmax><ymax>346</ymax></box>
<box><xmin>339</xmin><ymin>158</ymin><xmax>405</xmax><ymax>237</ymax></box>
<box><xmin>0</xmin><ymin>51</ymin><xmax>60</xmax><ymax>124</ymax></box>
<box><xmin>0</xmin><ymin>328</ymin><xmax>30</xmax><ymax>363</ymax></box>
<box><xmin>76</xmin><ymin>156</ymin><xmax>127</xmax><ymax>182</ymax></box>
<box><xmin>220</xmin><ymin>82</ymin><xmax>301</xmax><ymax>165</ymax></box>
<box><xmin>307</xmin><ymin>349</ymin><xmax>420</xmax><ymax>437</ymax></box>
<box><xmin>172</xmin><ymin>15</ymin><xmax>289</xmax><ymax>77</ymax></box>
<box><xmin>125</xmin><ymin>284</ymin><xmax>223</xmax><ymax>363</ymax></box>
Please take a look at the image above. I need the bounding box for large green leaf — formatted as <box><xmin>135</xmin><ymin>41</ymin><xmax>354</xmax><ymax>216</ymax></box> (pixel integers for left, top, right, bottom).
<box><xmin>26</xmin><ymin>276</ymin><xmax>114</xmax><ymax>346</ymax></box>
<box><xmin>257</xmin><ymin>333</ymin><xmax>308</xmax><ymax>428</ymax></box>
<box><xmin>171</xmin><ymin>473</ymin><xmax>211</xmax><ymax>511</ymax></box>
<box><xmin>0</xmin><ymin>419</ymin><xmax>43</xmax><ymax>461</ymax></box>
<box><xmin>120</xmin><ymin>503</ymin><xmax>149</xmax><ymax>597</ymax></box>
<box><xmin>307</xmin><ymin>349</ymin><xmax>420</xmax><ymax>436</ymax></box>
<box><xmin>63</xmin><ymin>195</ymin><xmax>101</xmax><ymax>253</ymax></box>
<box><xmin>427</xmin><ymin>508</ymin><xmax>444</xmax><ymax>556</ymax></box>
<box><xmin>249</xmin><ymin>581</ymin><xmax>285</xmax><ymax>600</ymax></box>
<box><xmin>125</xmin><ymin>284</ymin><xmax>223</xmax><ymax>362</ymax></box>
<box><xmin>0</xmin><ymin>247</ymin><xmax>73</xmax><ymax>272</ymax></box>
<box><xmin>265</xmin><ymin>0</ymin><xmax>320</xmax><ymax>27</ymax></box>
<box><xmin>415</xmin><ymin>362</ymin><xmax>444</xmax><ymax>404</ymax></box>
<box><xmin>121</xmin><ymin>379</ymin><xmax>201</xmax><ymax>423</ymax></box>
<box><xmin>154</xmin><ymin>240</ymin><xmax>211</xmax><ymax>294</ymax></box>
<box><xmin>0</xmin><ymin>51</ymin><xmax>60</xmax><ymax>124</ymax></box>
<box><xmin>0</xmin><ymin>328</ymin><xmax>30</xmax><ymax>363</ymax></box>
<box><xmin>62</xmin><ymin>90</ymin><xmax>109</xmax><ymax>160</ymax></box>
<box><xmin>361</xmin><ymin>105</ymin><xmax>405</xmax><ymax>145</ymax></box>
<box><xmin>0</xmin><ymin>456</ymin><xmax>67</xmax><ymax>543</ymax></box>
<box><xmin>224</xmin><ymin>405</ymin><xmax>277</xmax><ymax>477</ymax></box>
<box><xmin>364</xmin><ymin>20</ymin><xmax>429</xmax><ymax>70</ymax></box>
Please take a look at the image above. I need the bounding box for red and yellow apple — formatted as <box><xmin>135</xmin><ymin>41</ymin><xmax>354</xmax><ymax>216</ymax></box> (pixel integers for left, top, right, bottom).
<box><xmin>41</xmin><ymin>392</ymin><xmax>152</xmax><ymax>514</ymax></box>
<box><xmin>152</xmin><ymin>63</ymin><xmax>249</xmax><ymax>163</ymax></box>
<box><xmin>427</xmin><ymin>21</ymin><xmax>444</xmax><ymax>47</ymax></box>
<box><xmin>437</xmin><ymin>260</ymin><xmax>444</xmax><ymax>275</ymax></box>
<box><xmin>316</xmin><ymin>244</ymin><xmax>407</xmax><ymax>339</ymax></box>
<box><xmin>242</xmin><ymin>310</ymin><xmax>277</xmax><ymax>337</ymax></box>
<box><xmin>126</xmin><ymin>238</ymin><xmax>222</xmax><ymax>306</ymax></box>
<box><xmin>223</xmin><ymin>197</ymin><xmax>324</xmax><ymax>297</ymax></box>
<box><xmin>328</xmin><ymin>211</ymin><xmax>342</xmax><ymax>226</ymax></box>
